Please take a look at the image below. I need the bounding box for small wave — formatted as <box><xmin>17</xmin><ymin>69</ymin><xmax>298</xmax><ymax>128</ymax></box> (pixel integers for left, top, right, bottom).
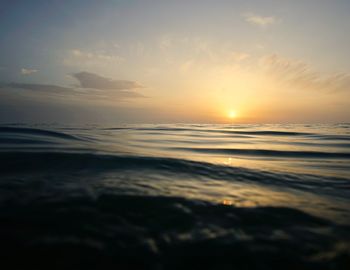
<box><xmin>0</xmin><ymin>138</ymin><xmax>59</xmax><ymax>145</ymax></box>
<box><xmin>0</xmin><ymin>126</ymin><xmax>84</xmax><ymax>141</ymax></box>
<box><xmin>309</xmin><ymin>134</ymin><xmax>350</xmax><ymax>141</ymax></box>
<box><xmin>219</xmin><ymin>130</ymin><xmax>312</xmax><ymax>136</ymax></box>
<box><xmin>172</xmin><ymin>147</ymin><xmax>350</xmax><ymax>159</ymax></box>
<box><xmin>105</xmin><ymin>127</ymin><xmax>313</xmax><ymax>136</ymax></box>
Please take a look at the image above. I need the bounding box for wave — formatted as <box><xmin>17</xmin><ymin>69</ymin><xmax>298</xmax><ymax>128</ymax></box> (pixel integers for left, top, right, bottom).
<box><xmin>105</xmin><ymin>126</ymin><xmax>312</xmax><ymax>136</ymax></box>
<box><xmin>219</xmin><ymin>130</ymin><xmax>311</xmax><ymax>136</ymax></box>
<box><xmin>103</xmin><ymin>126</ymin><xmax>350</xmax><ymax>141</ymax></box>
<box><xmin>2</xmin><ymin>126</ymin><xmax>348</xmax><ymax>145</ymax></box>
<box><xmin>0</xmin><ymin>138</ymin><xmax>59</xmax><ymax>145</ymax></box>
<box><xmin>0</xmin><ymin>151</ymin><xmax>348</xmax><ymax>198</ymax></box>
<box><xmin>172</xmin><ymin>147</ymin><xmax>350</xmax><ymax>159</ymax></box>
<box><xmin>309</xmin><ymin>134</ymin><xmax>350</xmax><ymax>141</ymax></box>
<box><xmin>0</xmin><ymin>126</ymin><xmax>84</xmax><ymax>141</ymax></box>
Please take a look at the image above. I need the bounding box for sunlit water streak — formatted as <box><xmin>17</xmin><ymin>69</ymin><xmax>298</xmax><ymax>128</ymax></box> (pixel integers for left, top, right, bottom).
<box><xmin>0</xmin><ymin>124</ymin><xmax>349</xmax><ymax>269</ymax></box>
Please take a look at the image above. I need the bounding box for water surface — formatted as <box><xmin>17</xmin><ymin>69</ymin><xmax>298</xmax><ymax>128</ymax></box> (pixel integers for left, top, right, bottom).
<box><xmin>1</xmin><ymin>124</ymin><xmax>349</xmax><ymax>269</ymax></box>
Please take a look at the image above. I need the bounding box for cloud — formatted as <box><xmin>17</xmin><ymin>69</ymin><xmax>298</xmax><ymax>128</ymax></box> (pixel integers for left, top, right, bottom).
<box><xmin>0</xmin><ymin>72</ymin><xmax>145</xmax><ymax>101</ymax></box>
<box><xmin>3</xmin><ymin>83</ymin><xmax>72</xmax><ymax>94</ymax></box>
<box><xmin>261</xmin><ymin>54</ymin><xmax>350</xmax><ymax>92</ymax></box>
<box><xmin>63</xmin><ymin>49</ymin><xmax>124</xmax><ymax>68</ymax></box>
<box><xmin>130</xmin><ymin>42</ymin><xmax>146</xmax><ymax>57</ymax></box>
<box><xmin>159</xmin><ymin>35</ymin><xmax>173</xmax><ymax>51</ymax></box>
<box><xmin>72</xmin><ymin>71</ymin><xmax>143</xmax><ymax>90</ymax></box>
<box><xmin>230</xmin><ymin>52</ymin><xmax>250</xmax><ymax>62</ymax></box>
<box><xmin>243</xmin><ymin>13</ymin><xmax>276</xmax><ymax>27</ymax></box>
<box><xmin>0</xmin><ymin>82</ymin><xmax>144</xmax><ymax>101</ymax></box>
<box><xmin>21</xmin><ymin>68</ymin><xmax>38</xmax><ymax>75</ymax></box>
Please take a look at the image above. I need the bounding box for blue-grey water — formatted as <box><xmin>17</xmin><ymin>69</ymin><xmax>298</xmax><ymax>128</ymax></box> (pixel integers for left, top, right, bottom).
<box><xmin>0</xmin><ymin>124</ymin><xmax>349</xmax><ymax>269</ymax></box>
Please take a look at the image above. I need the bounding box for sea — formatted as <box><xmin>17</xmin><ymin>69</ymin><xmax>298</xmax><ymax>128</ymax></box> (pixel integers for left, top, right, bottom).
<box><xmin>0</xmin><ymin>124</ymin><xmax>349</xmax><ymax>269</ymax></box>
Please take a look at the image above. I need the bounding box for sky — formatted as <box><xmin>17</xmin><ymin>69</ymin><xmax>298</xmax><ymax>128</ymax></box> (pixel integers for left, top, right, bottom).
<box><xmin>0</xmin><ymin>0</ymin><xmax>349</xmax><ymax>124</ymax></box>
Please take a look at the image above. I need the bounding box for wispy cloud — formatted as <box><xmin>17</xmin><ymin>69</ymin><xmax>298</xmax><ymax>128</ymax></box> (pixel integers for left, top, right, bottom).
<box><xmin>158</xmin><ymin>35</ymin><xmax>173</xmax><ymax>51</ymax></box>
<box><xmin>261</xmin><ymin>54</ymin><xmax>350</xmax><ymax>92</ymax></box>
<box><xmin>63</xmin><ymin>49</ymin><xmax>124</xmax><ymax>68</ymax></box>
<box><xmin>4</xmin><ymin>83</ymin><xmax>71</xmax><ymax>94</ymax></box>
<box><xmin>230</xmin><ymin>52</ymin><xmax>250</xmax><ymax>62</ymax></box>
<box><xmin>243</xmin><ymin>13</ymin><xmax>276</xmax><ymax>27</ymax></box>
<box><xmin>21</xmin><ymin>68</ymin><xmax>38</xmax><ymax>75</ymax></box>
<box><xmin>72</xmin><ymin>72</ymin><xmax>143</xmax><ymax>90</ymax></box>
<box><xmin>0</xmin><ymin>72</ymin><xmax>145</xmax><ymax>101</ymax></box>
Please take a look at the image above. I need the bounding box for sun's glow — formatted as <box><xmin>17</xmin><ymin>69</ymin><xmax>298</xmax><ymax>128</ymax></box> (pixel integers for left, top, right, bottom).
<box><xmin>228</xmin><ymin>110</ymin><xmax>237</xmax><ymax>119</ymax></box>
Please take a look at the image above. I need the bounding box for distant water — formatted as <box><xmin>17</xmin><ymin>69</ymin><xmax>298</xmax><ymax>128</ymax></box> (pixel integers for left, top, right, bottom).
<box><xmin>0</xmin><ymin>124</ymin><xmax>349</xmax><ymax>269</ymax></box>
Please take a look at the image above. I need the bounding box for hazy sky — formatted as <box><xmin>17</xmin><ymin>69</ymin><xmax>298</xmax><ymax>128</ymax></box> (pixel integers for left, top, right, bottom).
<box><xmin>1</xmin><ymin>0</ymin><xmax>349</xmax><ymax>123</ymax></box>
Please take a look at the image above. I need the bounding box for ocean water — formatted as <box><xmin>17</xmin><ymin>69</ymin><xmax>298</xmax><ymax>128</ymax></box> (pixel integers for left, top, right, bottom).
<box><xmin>0</xmin><ymin>124</ymin><xmax>349</xmax><ymax>269</ymax></box>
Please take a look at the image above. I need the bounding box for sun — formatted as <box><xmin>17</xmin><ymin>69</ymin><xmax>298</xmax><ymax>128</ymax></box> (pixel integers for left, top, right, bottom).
<box><xmin>228</xmin><ymin>110</ymin><xmax>237</xmax><ymax>119</ymax></box>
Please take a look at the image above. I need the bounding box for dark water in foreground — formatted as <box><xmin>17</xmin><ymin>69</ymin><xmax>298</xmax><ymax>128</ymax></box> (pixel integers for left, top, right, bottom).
<box><xmin>0</xmin><ymin>124</ymin><xmax>349</xmax><ymax>269</ymax></box>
